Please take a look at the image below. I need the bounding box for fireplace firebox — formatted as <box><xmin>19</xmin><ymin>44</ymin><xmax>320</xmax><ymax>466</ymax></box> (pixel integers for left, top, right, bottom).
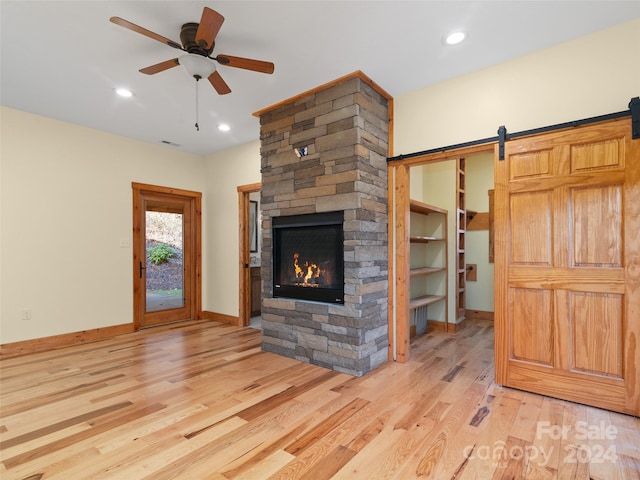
<box><xmin>272</xmin><ymin>211</ymin><xmax>344</xmax><ymax>304</ymax></box>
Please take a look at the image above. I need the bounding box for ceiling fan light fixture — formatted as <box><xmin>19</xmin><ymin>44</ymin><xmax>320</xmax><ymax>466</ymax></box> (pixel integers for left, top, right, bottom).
<box><xmin>179</xmin><ymin>54</ymin><xmax>216</xmax><ymax>79</ymax></box>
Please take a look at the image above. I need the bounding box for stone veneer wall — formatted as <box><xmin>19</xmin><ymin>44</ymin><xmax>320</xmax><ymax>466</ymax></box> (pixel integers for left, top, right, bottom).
<box><xmin>258</xmin><ymin>74</ymin><xmax>390</xmax><ymax>376</ymax></box>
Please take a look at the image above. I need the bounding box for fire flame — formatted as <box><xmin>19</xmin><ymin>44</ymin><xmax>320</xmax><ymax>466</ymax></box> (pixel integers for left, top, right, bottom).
<box><xmin>293</xmin><ymin>252</ymin><xmax>321</xmax><ymax>286</ymax></box>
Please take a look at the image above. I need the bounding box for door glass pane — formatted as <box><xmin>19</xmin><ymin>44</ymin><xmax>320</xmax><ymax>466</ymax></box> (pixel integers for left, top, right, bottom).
<box><xmin>145</xmin><ymin>209</ymin><xmax>184</xmax><ymax>312</ymax></box>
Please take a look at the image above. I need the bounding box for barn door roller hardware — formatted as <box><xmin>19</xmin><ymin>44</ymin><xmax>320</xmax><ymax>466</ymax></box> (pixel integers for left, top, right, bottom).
<box><xmin>630</xmin><ymin>97</ymin><xmax>640</xmax><ymax>139</ymax></box>
<box><xmin>498</xmin><ymin>126</ymin><xmax>507</xmax><ymax>161</ymax></box>
<box><xmin>387</xmin><ymin>96</ymin><xmax>639</xmax><ymax>163</ymax></box>
<box><xmin>498</xmin><ymin>96</ymin><xmax>640</xmax><ymax>160</ymax></box>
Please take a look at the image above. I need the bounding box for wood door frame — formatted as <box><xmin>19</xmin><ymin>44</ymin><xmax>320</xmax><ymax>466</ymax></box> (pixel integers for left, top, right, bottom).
<box><xmin>132</xmin><ymin>182</ymin><xmax>202</xmax><ymax>330</ymax></box>
<box><xmin>238</xmin><ymin>183</ymin><xmax>261</xmax><ymax>327</ymax></box>
<box><xmin>388</xmin><ymin>143</ymin><xmax>495</xmax><ymax>362</ymax></box>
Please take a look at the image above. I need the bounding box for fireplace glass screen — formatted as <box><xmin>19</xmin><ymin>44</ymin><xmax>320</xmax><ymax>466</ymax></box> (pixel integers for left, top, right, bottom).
<box><xmin>273</xmin><ymin>212</ymin><xmax>344</xmax><ymax>304</ymax></box>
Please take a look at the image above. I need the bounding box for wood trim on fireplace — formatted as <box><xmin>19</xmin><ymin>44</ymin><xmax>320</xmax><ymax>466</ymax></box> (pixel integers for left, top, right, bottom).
<box><xmin>255</xmin><ymin>70</ymin><xmax>395</xmax><ymax>176</ymax></box>
<box><xmin>253</xmin><ymin>70</ymin><xmax>394</xmax><ymax>159</ymax></box>
<box><xmin>253</xmin><ymin>70</ymin><xmax>392</xmax><ymax>117</ymax></box>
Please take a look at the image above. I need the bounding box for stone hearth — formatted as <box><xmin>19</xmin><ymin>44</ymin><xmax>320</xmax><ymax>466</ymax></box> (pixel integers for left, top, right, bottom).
<box><xmin>258</xmin><ymin>72</ymin><xmax>390</xmax><ymax>376</ymax></box>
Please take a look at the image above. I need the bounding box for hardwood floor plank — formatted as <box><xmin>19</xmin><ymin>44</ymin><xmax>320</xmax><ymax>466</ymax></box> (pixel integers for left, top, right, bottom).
<box><xmin>220</xmin><ymin>423</ymin><xmax>310</xmax><ymax>479</ymax></box>
<box><xmin>221</xmin><ymin>449</ymin><xmax>296</xmax><ymax>480</ymax></box>
<box><xmin>2</xmin><ymin>402</ymin><xmax>163</xmax><ymax>470</ymax></box>
<box><xmin>0</xmin><ymin>401</ymin><xmax>133</xmax><ymax>451</ymax></box>
<box><xmin>266</xmin><ymin>400</ymin><xmax>385</xmax><ymax>479</ymax></box>
<box><xmin>0</xmin><ymin>375</ymin><xmax>126</xmax><ymax>417</ymax></box>
<box><xmin>235</xmin><ymin>371</ymin><xmax>339</xmax><ymax>422</ymax></box>
<box><xmin>299</xmin><ymin>445</ymin><xmax>357</xmax><ymax>480</ymax></box>
<box><xmin>284</xmin><ymin>398</ymin><xmax>369</xmax><ymax>456</ymax></box>
<box><xmin>343</xmin><ymin>408</ymin><xmax>391</xmax><ymax>454</ymax></box>
<box><xmin>1</xmin><ymin>319</ymin><xmax>638</xmax><ymax>480</ymax></box>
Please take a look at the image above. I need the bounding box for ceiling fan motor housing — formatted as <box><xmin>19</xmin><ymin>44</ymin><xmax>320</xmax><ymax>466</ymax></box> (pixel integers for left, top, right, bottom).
<box><xmin>180</xmin><ymin>22</ymin><xmax>213</xmax><ymax>56</ymax></box>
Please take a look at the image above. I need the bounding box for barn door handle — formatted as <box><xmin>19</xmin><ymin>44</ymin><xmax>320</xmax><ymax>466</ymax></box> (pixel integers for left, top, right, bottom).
<box><xmin>139</xmin><ymin>261</ymin><xmax>146</xmax><ymax>279</ymax></box>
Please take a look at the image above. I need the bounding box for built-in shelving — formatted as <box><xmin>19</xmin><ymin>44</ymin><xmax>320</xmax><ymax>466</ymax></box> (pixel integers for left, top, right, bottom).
<box><xmin>456</xmin><ymin>158</ymin><xmax>467</xmax><ymax>323</ymax></box>
<box><xmin>409</xmin><ymin>199</ymin><xmax>448</xmax><ymax>336</ymax></box>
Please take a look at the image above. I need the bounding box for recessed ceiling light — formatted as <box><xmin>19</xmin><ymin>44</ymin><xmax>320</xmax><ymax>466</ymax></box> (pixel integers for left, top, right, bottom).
<box><xmin>218</xmin><ymin>124</ymin><xmax>231</xmax><ymax>132</ymax></box>
<box><xmin>444</xmin><ymin>31</ymin><xmax>466</xmax><ymax>45</ymax></box>
<box><xmin>115</xmin><ymin>88</ymin><xmax>133</xmax><ymax>98</ymax></box>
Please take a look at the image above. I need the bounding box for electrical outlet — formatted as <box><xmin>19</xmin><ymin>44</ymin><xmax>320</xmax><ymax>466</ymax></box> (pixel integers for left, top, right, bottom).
<box><xmin>21</xmin><ymin>309</ymin><xmax>32</xmax><ymax>320</ymax></box>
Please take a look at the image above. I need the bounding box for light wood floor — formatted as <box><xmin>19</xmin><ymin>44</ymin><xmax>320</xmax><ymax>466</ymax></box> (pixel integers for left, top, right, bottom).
<box><xmin>1</xmin><ymin>319</ymin><xmax>638</xmax><ymax>479</ymax></box>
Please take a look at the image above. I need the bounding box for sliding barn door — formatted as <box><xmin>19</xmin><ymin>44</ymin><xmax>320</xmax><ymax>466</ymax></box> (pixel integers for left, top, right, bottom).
<box><xmin>494</xmin><ymin>118</ymin><xmax>640</xmax><ymax>416</ymax></box>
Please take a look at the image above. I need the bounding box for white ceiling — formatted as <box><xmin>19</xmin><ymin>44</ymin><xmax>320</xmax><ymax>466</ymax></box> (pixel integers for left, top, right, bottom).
<box><xmin>2</xmin><ymin>1</ymin><xmax>639</xmax><ymax>156</ymax></box>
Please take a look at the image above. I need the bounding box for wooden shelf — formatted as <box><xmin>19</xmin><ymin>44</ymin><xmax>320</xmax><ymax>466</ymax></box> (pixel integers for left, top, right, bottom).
<box><xmin>410</xmin><ymin>267</ymin><xmax>446</xmax><ymax>277</ymax></box>
<box><xmin>410</xmin><ymin>199</ymin><xmax>447</xmax><ymax>216</ymax></box>
<box><xmin>410</xmin><ymin>236</ymin><xmax>445</xmax><ymax>243</ymax></box>
<box><xmin>410</xmin><ymin>295</ymin><xmax>446</xmax><ymax>310</ymax></box>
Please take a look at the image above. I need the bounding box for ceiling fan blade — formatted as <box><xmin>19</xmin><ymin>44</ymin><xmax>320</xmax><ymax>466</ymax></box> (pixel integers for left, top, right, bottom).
<box><xmin>195</xmin><ymin>7</ymin><xmax>225</xmax><ymax>51</ymax></box>
<box><xmin>215</xmin><ymin>55</ymin><xmax>275</xmax><ymax>74</ymax></box>
<box><xmin>110</xmin><ymin>17</ymin><xmax>184</xmax><ymax>51</ymax></box>
<box><xmin>208</xmin><ymin>71</ymin><xmax>231</xmax><ymax>95</ymax></box>
<box><xmin>139</xmin><ymin>58</ymin><xmax>180</xmax><ymax>75</ymax></box>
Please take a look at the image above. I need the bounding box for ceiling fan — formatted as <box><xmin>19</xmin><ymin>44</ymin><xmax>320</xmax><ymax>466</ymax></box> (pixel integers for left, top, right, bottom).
<box><xmin>109</xmin><ymin>7</ymin><xmax>275</xmax><ymax>95</ymax></box>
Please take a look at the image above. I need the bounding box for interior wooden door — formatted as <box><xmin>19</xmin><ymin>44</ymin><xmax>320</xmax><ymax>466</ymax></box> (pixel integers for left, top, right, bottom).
<box><xmin>494</xmin><ymin>118</ymin><xmax>640</xmax><ymax>416</ymax></box>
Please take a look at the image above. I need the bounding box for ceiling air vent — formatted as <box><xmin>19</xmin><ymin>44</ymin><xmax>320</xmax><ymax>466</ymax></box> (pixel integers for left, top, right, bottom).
<box><xmin>160</xmin><ymin>140</ymin><xmax>181</xmax><ymax>147</ymax></box>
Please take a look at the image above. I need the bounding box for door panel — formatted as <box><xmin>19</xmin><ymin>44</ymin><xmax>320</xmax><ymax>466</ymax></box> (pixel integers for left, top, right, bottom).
<box><xmin>509</xmin><ymin>288</ymin><xmax>553</xmax><ymax>366</ymax></box>
<box><xmin>572</xmin><ymin>185</ymin><xmax>622</xmax><ymax>266</ymax></box>
<box><xmin>495</xmin><ymin>119</ymin><xmax>640</xmax><ymax>416</ymax></box>
<box><xmin>569</xmin><ymin>291</ymin><xmax>622</xmax><ymax>377</ymax></box>
<box><xmin>509</xmin><ymin>191</ymin><xmax>552</xmax><ymax>265</ymax></box>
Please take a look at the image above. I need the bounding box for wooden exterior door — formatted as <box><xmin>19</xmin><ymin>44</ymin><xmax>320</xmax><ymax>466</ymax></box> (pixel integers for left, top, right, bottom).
<box><xmin>494</xmin><ymin>118</ymin><xmax>640</xmax><ymax>416</ymax></box>
<box><xmin>132</xmin><ymin>183</ymin><xmax>202</xmax><ymax>329</ymax></box>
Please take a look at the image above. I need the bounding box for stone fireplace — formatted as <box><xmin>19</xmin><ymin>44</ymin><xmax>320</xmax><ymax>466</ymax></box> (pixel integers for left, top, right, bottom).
<box><xmin>257</xmin><ymin>72</ymin><xmax>390</xmax><ymax>376</ymax></box>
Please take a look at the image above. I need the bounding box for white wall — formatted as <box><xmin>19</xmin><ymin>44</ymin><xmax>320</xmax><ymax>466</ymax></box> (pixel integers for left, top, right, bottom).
<box><xmin>0</xmin><ymin>107</ymin><xmax>206</xmax><ymax>343</ymax></box>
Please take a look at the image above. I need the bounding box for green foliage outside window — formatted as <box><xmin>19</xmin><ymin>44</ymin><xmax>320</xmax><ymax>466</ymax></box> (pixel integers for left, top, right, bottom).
<box><xmin>148</xmin><ymin>244</ymin><xmax>174</xmax><ymax>265</ymax></box>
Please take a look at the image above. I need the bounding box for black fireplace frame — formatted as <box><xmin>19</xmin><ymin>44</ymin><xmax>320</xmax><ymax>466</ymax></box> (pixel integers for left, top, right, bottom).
<box><xmin>272</xmin><ymin>211</ymin><xmax>344</xmax><ymax>304</ymax></box>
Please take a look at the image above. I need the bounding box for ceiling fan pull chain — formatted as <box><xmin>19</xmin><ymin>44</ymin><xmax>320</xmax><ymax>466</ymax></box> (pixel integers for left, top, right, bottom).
<box><xmin>194</xmin><ymin>76</ymin><xmax>200</xmax><ymax>132</ymax></box>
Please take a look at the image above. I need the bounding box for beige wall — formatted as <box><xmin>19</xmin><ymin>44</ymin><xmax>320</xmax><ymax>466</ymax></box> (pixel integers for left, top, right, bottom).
<box><xmin>394</xmin><ymin>19</ymin><xmax>640</xmax><ymax>156</ymax></box>
<box><xmin>410</xmin><ymin>161</ymin><xmax>457</xmax><ymax>324</ymax></box>
<box><xmin>0</xmin><ymin>108</ymin><xmax>262</xmax><ymax>344</ymax></box>
<box><xmin>408</xmin><ymin>153</ymin><xmax>494</xmax><ymax>322</ymax></box>
<box><xmin>465</xmin><ymin>152</ymin><xmax>494</xmax><ymax>313</ymax></box>
<box><xmin>202</xmin><ymin>141</ymin><xmax>261</xmax><ymax>316</ymax></box>
<box><xmin>0</xmin><ymin>107</ymin><xmax>206</xmax><ymax>343</ymax></box>
<box><xmin>2</xmin><ymin>18</ymin><xmax>638</xmax><ymax>345</ymax></box>
<box><xmin>394</xmin><ymin>18</ymin><xmax>639</xmax><ymax>325</ymax></box>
